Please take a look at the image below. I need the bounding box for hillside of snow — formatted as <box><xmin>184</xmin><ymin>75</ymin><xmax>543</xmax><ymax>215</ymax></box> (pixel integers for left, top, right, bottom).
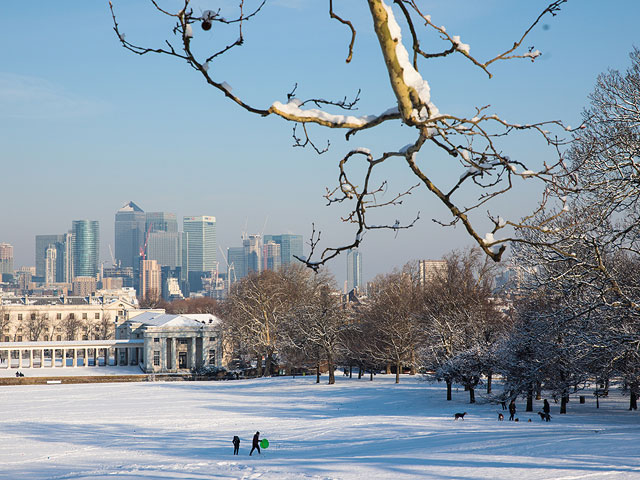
<box><xmin>1</xmin><ymin>374</ymin><xmax>639</xmax><ymax>479</ymax></box>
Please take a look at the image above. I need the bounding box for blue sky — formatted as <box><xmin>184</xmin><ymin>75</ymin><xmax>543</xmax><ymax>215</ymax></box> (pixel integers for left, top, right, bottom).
<box><xmin>1</xmin><ymin>1</ymin><xmax>639</xmax><ymax>286</ymax></box>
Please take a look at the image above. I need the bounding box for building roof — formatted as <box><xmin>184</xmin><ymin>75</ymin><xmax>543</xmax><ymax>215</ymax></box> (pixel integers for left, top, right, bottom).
<box><xmin>117</xmin><ymin>201</ymin><xmax>144</xmax><ymax>213</ymax></box>
<box><xmin>125</xmin><ymin>311</ymin><xmax>220</xmax><ymax>328</ymax></box>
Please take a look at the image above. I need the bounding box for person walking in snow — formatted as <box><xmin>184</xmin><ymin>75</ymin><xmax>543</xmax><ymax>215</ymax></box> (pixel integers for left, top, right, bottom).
<box><xmin>232</xmin><ymin>435</ymin><xmax>240</xmax><ymax>455</ymax></box>
<box><xmin>543</xmin><ymin>399</ymin><xmax>551</xmax><ymax>421</ymax></box>
<box><xmin>508</xmin><ymin>400</ymin><xmax>517</xmax><ymax>421</ymax></box>
<box><xmin>250</xmin><ymin>431</ymin><xmax>261</xmax><ymax>456</ymax></box>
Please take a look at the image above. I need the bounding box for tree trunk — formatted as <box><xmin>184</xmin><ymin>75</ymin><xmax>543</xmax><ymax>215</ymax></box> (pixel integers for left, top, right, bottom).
<box><xmin>349</xmin><ymin>365</ymin><xmax>353</xmax><ymax>378</ymax></box>
<box><xmin>327</xmin><ymin>351</ymin><xmax>335</xmax><ymax>385</ymax></box>
<box><xmin>264</xmin><ymin>352</ymin><xmax>272</xmax><ymax>377</ymax></box>
<box><xmin>535</xmin><ymin>381</ymin><xmax>542</xmax><ymax>400</ymax></box>
<box><xmin>370</xmin><ymin>369</ymin><xmax>374</xmax><ymax>381</ymax></box>
<box><xmin>410</xmin><ymin>350</ymin><xmax>416</xmax><ymax>375</ymax></box>
<box><xmin>386</xmin><ymin>363</ymin><xmax>391</xmax><ymax>375</ymax></box>
<box><xmin>446</xmin><ymin>380</ymin><xmax>452</xmax><ymax>401</ymax></box>
<box><xmin>316</xmin><ymin>361</ymin><xmax>320</xmax><ymax>384</ymax></box>
<box><xmin>630</xmin><ymin>391</ymin><xmax>638</xmax><ymax>411</ymax></box>
<box><xmin>486</xmin><ymin>371</ymin><xmax>492</xmax><ymax>394</ymax></box>
<box><xmin>526</xmin><ymin>389</ymin><xmax>533</xmax><ymax>412</ymax></box>
<box><xmin>395</xmin><ymin>360</ymin><xmax>400</xmax><ymax>384</ymax></box>
<box><xmin>358</xmin><ymin>364</ymin><xmax>363</xmax><ymax>379</ymax></box>
<box><xmin>560</xmin><ymin>395</ymin><xmax>568</xmax><ymax>414</ymax></box>
<box><xmin>469</xmin><ymin>386</ymin><xmax>475</xmax><ymax>404</ymax></box>
<box><xmin>256</xmin><ymin>354</ymin><xmax>263</xmax><ymax>377</ymax></box>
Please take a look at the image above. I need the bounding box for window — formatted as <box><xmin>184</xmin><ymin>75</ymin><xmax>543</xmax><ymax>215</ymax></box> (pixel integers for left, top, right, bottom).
<box><xmin>153</xmin><ymin>338</ymin><xmax>159</xmax><ymax>343</ymax></box>
<box><xmin>17</xmin><ymin>336</ymin><xmax>22</xmax><ymax>342</ymax></box>
<box><xmin>153</xmin><ymin>351</ymin><xmax>160</xmax><ymax>366</ymax></box>
<box><xmin>82</xmin><ymin>313</ymin><xmax>87</xmax><ymax>320</ymax></box>
<box><xmin>95</xmin><ymin>313</ymin><xmax>100</xmax><ymax>319</ymax></box>
<box><xmin>44</xmin><ymin>335</ymin><xmax>49</xmax><ymax>341</ymax></box>
<box><xmin>209</xmin><ymin>337</ymin><xmax>216</xmax><ymax>341</ymax></box>
<box><xmin>31</xmin><ymin>314</ymin><xmax>36</xmax><ymax>320</ymax></box>
<box><xmin>82</xmin><ymin>335</ymin><xmax>88</xmax><ymax>340</ymax></box>
<box><xmin>3</xmin><ymin>336</ymin><xmax>9</xmax><ymax>342</ymax></box>
<box><xmin>56</xmin><ymin>313</ymin><xmax>62</xmax><ymax>320</ymax></box>
<box><xmin>17</xmin><ymin>314</ymin><xmax>22</xmax><ymax>321</ymax></box>
<box><xmin>208</xmin><ymin>349</ymin><xmax>216</xmax><ymax>365</ymax></box>
<box><xmin>69</xmin><ymin>313</ymin><xmax>75</xmax><ymax>320</ymax></box>
<box><xmin>3</xmin><ymin>314</ymin><xmax>8</xmax><ymax>321</ymax></box>
<box><xmin>56</xmin><ymin>335</ymin><xmax>61</xmax><ymax>341</ymax></box>
<box><xmin>179</xmin><ymin>339</ymin><xmax>188</xmax><ymax>345</ymax></box>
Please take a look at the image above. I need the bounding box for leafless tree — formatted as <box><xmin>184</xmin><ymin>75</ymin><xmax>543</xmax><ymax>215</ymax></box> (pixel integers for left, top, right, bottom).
<box><xmin>60</xmin><ymin>313</ymin><xmax>85</xmax><ymax>341</ymax></box>
<box><xmin>110</xmin><ymin>0</ymin><xmax>575</xmax><ymax>268</ymax></box>
<box><xmin>362</xmin><ymin>267</ymin><xmax>423</xmax><ymax>384</ymax></box>
<box><xmin>25</xmin><ymin>311</ymin><xmax>49</xmax><ymax>341</ymax></box>
<box><xmin>96</xmin><ymin>313</ymin><xmax>114</xmax><ymax>340</ymax></box>
<box><xmin>223</xmin><ymin>267</ymin><xmax>305</xmax><ymax>376</ymax></box>
<box><xmin>286</xmin><ymin>271</ymin><xmax>349</xmax><ymax>384</ymax></box>
<box><xmin>419</xmin><ymin>247</ymin><xmax>499</xmax><ymax>400</ymax></box>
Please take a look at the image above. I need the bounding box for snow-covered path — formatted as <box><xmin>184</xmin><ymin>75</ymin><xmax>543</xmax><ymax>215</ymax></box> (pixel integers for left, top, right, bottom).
<box><xmin>1</xmin><ymin>375</ymin><xmax>639</xmax><ymax>479</ymax></box>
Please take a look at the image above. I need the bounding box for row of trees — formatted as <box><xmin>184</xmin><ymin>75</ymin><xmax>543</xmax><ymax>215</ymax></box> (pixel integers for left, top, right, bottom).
<box><xmin>220</xmin><ymin>248</ymin><xmax>509</xmax><ymax>396</ymax></box>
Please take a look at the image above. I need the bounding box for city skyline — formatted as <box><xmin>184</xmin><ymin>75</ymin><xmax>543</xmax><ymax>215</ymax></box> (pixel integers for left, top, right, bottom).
<box><xmin>2</xmin><ymin>2</ymin><xmax>640</xmax><ymax>285</ymax></box>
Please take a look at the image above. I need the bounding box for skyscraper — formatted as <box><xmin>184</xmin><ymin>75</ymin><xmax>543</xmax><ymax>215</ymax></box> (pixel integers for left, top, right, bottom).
<box><xmin>140</xmin><ymin>259</ymin><xmax>162</xmax><ymax>299</ymax></box>
<box><xmin>183</xmin><ymin>216</ymin><xmax>216</xmax><ymax>291</ymax></box>
<box><xmin>263</xmin><ymin>241</ymin><xmax>281</xmax><ymax>271</ymax></box>
<box><xmin>243</xmin><ymin>234</ymin><xmax>262</xmax><ymax>275</ymax></box>
<box><xmin>0</xmin><ymin>243</ymin><xmax>13</xmax><ymax>276</ymax></box>
<box><xmin>35</xmin><ymin>234</ymin><xmax>65</xmax><ymax>278</ymax></box>
<box><xmin>145</xmin><ymin>212</ymin><xmax>180</xmax><ymax>269</ymax></box>
<box><xmin>45</xmin><ymin>245</ymin><xmax>57</xmax><ymax>285</ymax></box>
<box><xmin>72</xmin><ymin>220</ymin><xmax>100</xmax><ymax>278</ymax></box>
<box><xmin>115</xmin><ymin>201</ymin><xmax>145</xmax><ymax>270</ymax></box>
<box><xmin>263</xmin><ymin>234</ymin><xmax>303</xmax><ymax>266</ymax></box>
<box><xmin>346</xmin><ymin>249</ymin><xmax>363</xmax><ymax>293</ymax></box>
<box><xmin>146</xmin><ymin>212</ymin><xmax>178</xmax><ymax>233</ymax></box>
<box><xmin>227</xmin><ymin>246</ymin><xmax>246</xmax><ymax>282</ymax></box>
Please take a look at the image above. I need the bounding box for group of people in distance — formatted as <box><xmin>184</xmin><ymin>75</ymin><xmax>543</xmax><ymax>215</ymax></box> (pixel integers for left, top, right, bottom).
<box><xmin>506</xmin><ymin>398</ymin><xmax>551</xmax><ymax>422</ymax></box>
<box><xmin>233</xmin><ymin>431</ymin><xmax>262</xmax><ymax>456</ymax></box>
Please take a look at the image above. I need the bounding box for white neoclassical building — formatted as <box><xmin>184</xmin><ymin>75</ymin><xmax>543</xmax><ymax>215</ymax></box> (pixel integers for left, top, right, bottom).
<box><xmin>116</xmin><ymin>312</ymin><xmax>222</xmax><ymax>373</ymax></box>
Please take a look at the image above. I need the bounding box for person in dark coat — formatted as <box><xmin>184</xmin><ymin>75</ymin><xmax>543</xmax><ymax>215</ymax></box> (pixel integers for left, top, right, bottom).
<box><xmin>508</xmin><ymin>400</ymin><xmax>517</xmax><ymax>421</ymax></box>
<box><xmin>250</xmin><ymin>431</ymin><xmax>261</xmax><ymax>456</ymax></box>
<box><xmin>232</xmin><ymin>435</ymin><xmax>240</xmax><ymax>455</ymax></box>
<box><xmin>543</xmin><ymin>399</ymin><xmax>551</xmax><ymax>421</ymax></box>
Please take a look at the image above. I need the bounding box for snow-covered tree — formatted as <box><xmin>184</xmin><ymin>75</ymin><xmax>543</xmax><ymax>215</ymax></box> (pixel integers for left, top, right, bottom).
<box><xmin>110</xmin><ymin>0</ymin><xmax>573</xmax><ymax>268</ymax></box>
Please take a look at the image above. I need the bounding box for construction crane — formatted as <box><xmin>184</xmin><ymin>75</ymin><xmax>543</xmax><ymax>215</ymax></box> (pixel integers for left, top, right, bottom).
<box><xmin>139</xmin><ymin>224</ymin><xmax>153</xmax><ymax>261</ymax></box>
<box><xmin>108</xmin><ymin>244</ymin><xmax>117</xmax><ymax>267</ymax></box>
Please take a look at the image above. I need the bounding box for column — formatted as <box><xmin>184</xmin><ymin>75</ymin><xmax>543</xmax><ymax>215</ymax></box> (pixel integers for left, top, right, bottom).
<box><xmin>62</xmin><ymin>349</ymin><xmax>66</xmax><ymax>367</ymax></box>
<box><xmin>18</xmin><ymin>349</ymin><xmax>22</xmax><ymax>369</ymax></box>
<box><xmin>190</xmin><ymin>338</ymin><xmax>197</xmax><ymax>370</ymax></box>
<box><xmin>29</xmin><ymin>349</ymin><xmax>33</xmax><ymax>368</ymax></box>
<box><xmin>41</xmin><ymin>349</ymin><xmax>45</xmax><ymax>368</ymax></box>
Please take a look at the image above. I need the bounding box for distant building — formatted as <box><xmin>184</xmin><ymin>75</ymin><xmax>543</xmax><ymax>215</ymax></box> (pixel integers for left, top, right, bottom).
<box><xmin>263</xmin><ymin>241</ymin><xmax>281</xmax><ymax>271</ymax></box>
<box><xmin>263</xmin><ymin>234</ymin><xmax>303</xmax><ymax>266</ymax></box>
<box><xmin>72</xmin><ymin>276</ymin><xmax>98</xmax><ymax>296</ymax></box>
<box><xmin>346</xmin><ymin>249</ymin><xmax>363</xmax><ymax>293</ymax></box>
<box><xmin>35</xmin><ymin>234</ymin><xmax>64</xmax><ymax>278</ymax></box>
<box><xmin>72</xmin><ymin>220</ymin><xmax>99</xmax><ymax>278</ymax></box>
<box><xmin>115</xmin><ymin>201</ymin><xmax>145</xmax><ymax>271</ymax></box>
<box><xmin>0</xmin><ymin>243</ymin><xmax>14</xmax><ymax>276</ymax></box>
<box><xmin>183</xmin><ymin>216</ymin><xmax>216</xmax><ymax>291</ymax></box>
<box><xmin>146</xmin><ymin>212</ymin><xmax>178</xmax><ymax>233</ymax></box>
<box><xmin>44</xmin><ymin>245</ymin><xmax>57</xmax><ymax>285</ymax></box>
<box><xmin>140</xmin><ymin>259</ymin><xmax>162</xmax><ymax>300</ymax></box>
<box><xmin>418</xmin><ymin>260</ymin><xmax>448</xmax><ymax>285</ymax></box>
<box><xmin>243</xmin><ymin>234</ymin><xmax>262</xmax><ymax>275</ymax></box>
<box><xmin>227</xmin><ymin>246</ymin><xmax>246</xmax><ymax>282</ymax></box>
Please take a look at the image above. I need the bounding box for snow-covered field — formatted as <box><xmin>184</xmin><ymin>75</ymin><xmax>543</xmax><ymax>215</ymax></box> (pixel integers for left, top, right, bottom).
<box><xmin>1</xmin><ymin>373</ymin><xmax>639</xmax><ymax>480</ymax></box>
